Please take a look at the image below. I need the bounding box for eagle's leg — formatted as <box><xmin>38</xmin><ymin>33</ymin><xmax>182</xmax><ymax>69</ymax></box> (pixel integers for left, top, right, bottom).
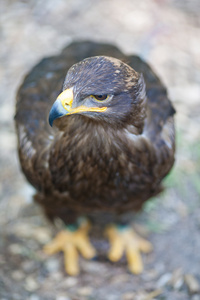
<box><xmin>44</xmin><ymin>218</ymin><xmax>96</xmax><ymax>275</ymax></box>
<box><xmin>105</xmin><ymin>224</ymin><xmax>152</xmax><ymax>274</ymax></box>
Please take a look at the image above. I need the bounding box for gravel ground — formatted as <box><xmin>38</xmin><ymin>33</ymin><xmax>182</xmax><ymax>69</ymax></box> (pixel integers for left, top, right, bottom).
<box><xmin>0</xmin><ymin>0</ymin><xmax>200</xmax><ymax>299</ymax></box>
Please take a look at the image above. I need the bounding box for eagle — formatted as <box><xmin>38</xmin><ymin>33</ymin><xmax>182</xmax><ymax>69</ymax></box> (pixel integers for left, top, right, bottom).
<box><xmin>15</xmin><ymin>41</ymin><xmax>175</xmax><ymax>275</ymax></box>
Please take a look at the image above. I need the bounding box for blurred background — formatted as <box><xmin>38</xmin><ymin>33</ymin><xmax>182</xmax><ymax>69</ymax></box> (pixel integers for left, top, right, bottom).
<box><xmin>0</xmin><ymin>0</ymin><xmax>200</xmax><ymax>299</ymax></box>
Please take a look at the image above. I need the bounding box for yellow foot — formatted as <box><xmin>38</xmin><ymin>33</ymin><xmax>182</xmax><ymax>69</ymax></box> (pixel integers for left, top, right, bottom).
<box><xmin>44</xmin><ymin>219</ymin><xmax>96</xmax><ymax>276</ymax></box>
<box><xmin>105</xmin><ymin>224</ymin><xmax>153</xmax><ymax>274</ymax></box>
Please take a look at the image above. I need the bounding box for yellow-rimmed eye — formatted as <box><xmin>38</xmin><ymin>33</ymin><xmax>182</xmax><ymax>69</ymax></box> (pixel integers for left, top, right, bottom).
<box><xmin>92</xmin><ymin>95</ymin><xmax>108</xmax><ymax>101</ymax></box>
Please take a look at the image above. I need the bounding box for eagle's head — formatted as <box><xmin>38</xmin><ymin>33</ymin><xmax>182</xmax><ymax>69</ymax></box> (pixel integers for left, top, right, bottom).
<box><xmin>49</xmin><ymin>56</ymin><xmax>146</xmax><ymax>130</ymax></box>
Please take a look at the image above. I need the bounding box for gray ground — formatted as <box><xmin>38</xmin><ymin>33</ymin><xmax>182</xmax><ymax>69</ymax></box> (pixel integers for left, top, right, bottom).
<box><xmin>0</xmin><ymin>0</ymin><xmax>200</xmax><ymax>299</ymax></box>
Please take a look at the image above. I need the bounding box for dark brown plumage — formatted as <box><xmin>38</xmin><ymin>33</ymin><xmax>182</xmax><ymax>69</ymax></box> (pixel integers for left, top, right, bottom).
<box><xmin>15</xmin><ymin>41</ymin><xmax>175</xmax><ymax>274</ymax></box>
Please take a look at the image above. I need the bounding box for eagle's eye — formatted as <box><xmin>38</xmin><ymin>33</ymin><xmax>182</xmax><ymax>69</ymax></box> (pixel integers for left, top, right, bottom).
<box><xmin>92</xmin><ymin>95</ymin><xmax>108</xmax><ymax>101</ymax></box>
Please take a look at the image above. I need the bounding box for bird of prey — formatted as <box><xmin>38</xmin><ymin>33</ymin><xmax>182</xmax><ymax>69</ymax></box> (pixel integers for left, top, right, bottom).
<box><xmin>15</xmin><ymin>41</ymin><xmax>175</xmax><ymax>275</ymax></box>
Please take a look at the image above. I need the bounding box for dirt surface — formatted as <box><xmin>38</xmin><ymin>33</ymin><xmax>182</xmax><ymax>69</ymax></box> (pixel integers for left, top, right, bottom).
<box><xmin>0</xmin><ymin>0</ymin><xmax>200</xmax><ymax>299</ymax></box>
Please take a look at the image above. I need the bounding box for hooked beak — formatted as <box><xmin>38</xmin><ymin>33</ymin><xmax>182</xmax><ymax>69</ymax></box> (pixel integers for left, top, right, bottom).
<box><xmin>49</xmin><ymin>88</ymin><xmax>107</xmax><ymax>127</ymax></box>
<box><xmin>49</xmin><ymin>88</ymin><xmax>74</xmax><ymax>126</ymax></box>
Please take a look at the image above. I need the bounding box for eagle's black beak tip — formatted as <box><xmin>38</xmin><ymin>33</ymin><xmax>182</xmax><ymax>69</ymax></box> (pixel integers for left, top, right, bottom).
<box><xmin>49</xmin><ymin>113</ymin><xmax>54</xmax><ymax>127</ymax></box>
<box><xmin>48</xmin><ymin>99</ymin><xmax>67</xmax><ymax>127</ymax></box>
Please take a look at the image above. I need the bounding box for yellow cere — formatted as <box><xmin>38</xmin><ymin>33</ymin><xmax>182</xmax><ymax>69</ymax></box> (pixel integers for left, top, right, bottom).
<box><xmin>57</xmin><ymin>88</ymin><xmax>107</xmax><ymax>115</ymax></box>
<box><xmin>58</xmin><ymin>88</ymin><xmax>74</xmax><ymax>110</ymax></box>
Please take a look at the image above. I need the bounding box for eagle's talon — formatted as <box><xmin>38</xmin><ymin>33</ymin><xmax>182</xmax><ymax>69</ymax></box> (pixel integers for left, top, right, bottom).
<box><xmin>105</xmin><ymin>224</ymin><xmax>152</xmax><ymax>274</ymax></box>
<box><xmin>44</xmin><ymin>220</ymin><xmax>96</xmax><ymax>275</ymax></box>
